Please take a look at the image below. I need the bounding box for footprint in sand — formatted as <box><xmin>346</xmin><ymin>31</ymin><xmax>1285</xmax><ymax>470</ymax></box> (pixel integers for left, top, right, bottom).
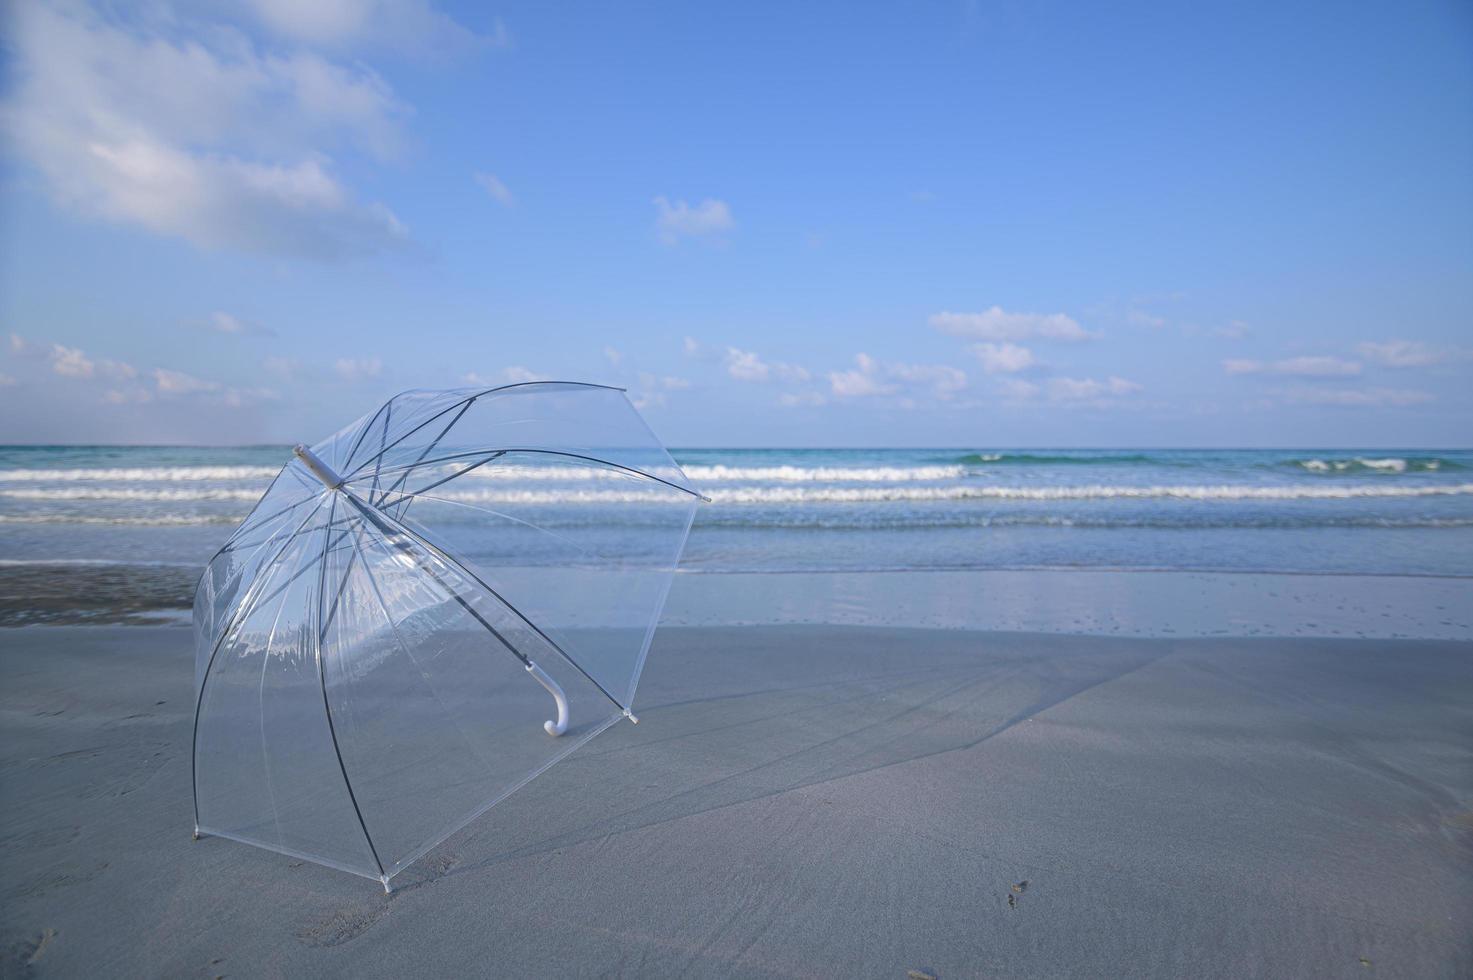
<box><xmin>296</xmin><ymin>903</ymin><xmax>392</xmax><ymax>948</ymax></box>
<box><xmin>2</xmin><ymin>927</ymin><xmax>57</xmax><ymax>975</ymax></box>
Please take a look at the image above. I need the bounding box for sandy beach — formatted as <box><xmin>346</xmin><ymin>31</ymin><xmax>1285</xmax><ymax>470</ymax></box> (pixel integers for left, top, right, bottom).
<box><xmin>3</xmin><ymin>622</ymin><xmax>1469</xmax><ymax>977</ymax></box>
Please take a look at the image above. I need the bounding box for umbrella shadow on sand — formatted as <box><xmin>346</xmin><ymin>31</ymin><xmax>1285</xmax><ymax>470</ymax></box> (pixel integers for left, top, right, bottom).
<box><xmin>391</xmin><ymin>626</ymin><xmax>1169</xmax><ymax>892</ymax></box>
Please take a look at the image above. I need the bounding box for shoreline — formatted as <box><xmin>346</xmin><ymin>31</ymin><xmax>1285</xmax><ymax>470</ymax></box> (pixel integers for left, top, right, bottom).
<box><xmin>2</xmin><ymin>625</ymin><xmax>1468</xmax><ymax>977</ymax></box>
<box><xmin>3</xmin><ymin>563</ymin><xmax>1471</xmax><ymax>640</ymax></box>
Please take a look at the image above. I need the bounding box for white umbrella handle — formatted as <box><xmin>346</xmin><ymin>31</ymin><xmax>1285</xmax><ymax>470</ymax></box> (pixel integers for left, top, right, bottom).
<box><xmin>526</xmin><ymin>661</ymin><xmax>569</xmax><ymax>736</ymax></box>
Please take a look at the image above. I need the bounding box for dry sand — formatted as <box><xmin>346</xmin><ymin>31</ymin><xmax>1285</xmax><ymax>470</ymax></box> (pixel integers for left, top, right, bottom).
<box><xmin>2</xmin><ymin>625</ymin><xmax>1470</xmax><ymax>977</ymax></box>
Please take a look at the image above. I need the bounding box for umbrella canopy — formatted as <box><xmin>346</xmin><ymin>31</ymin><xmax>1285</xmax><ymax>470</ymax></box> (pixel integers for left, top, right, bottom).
<box><xmin>191</xmin><ymin>382</ymin><xmax>703</xmax><ymax>890</ymax></box>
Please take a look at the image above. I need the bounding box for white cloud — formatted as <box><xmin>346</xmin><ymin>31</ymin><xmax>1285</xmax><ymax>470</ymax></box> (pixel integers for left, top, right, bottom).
<box><xmin>240</xmin><ymin>0</ymin><xmax>506</xmax><ymax>56</ymax></box>
<box><xmin>197</xmin><ymin>311</ymin><xmax>274</xmax><ymax>337</ymax></box>
<box><xmin>474</xmin><ymin>365</ymin><xmax>550</xmax><ymax>383</ymax></box>
<box><xmin>208</xmin><ymin>313</ymin><xmax>245</xmax><ymax>334</ymax></box>
<box><xmin>474</xmin><ymin>172</ymin><xmax>514</xmax><ymax>206</ymax></box>
<box><xmin>1283</xmin><ymin>386</ymin><xmax>1433</xmax><ymax>407</ymax></box>
<box><xmin>10</xmin><ymin>333</ymin><xmax>135</xmax><ymax>382</ymax></box>
<box><xmin>996</xmin><ymin>374</ymin><xmax>1141</xmax><ymax>403</ymax></box>
<box><xmin>638</xmin><ymin>372</ymin><xmax>690</xmax><ymax>391</ymax></box>
<box><xmin>334</xmin><ymin>356</ymin><xmax>383</xmax><ymax>381</ymax></box>
<box><xmin>49</xmin><ymin>345</ymin><xmax>95</xmax><ymax>379</ymax></box>
<box><xmin>630</xmin><ymin>372</ymin><xmax>691</xmax><ymax>410</ymax></box>
<box><xmin>779</xmin><ymin>391</ymin><xmax>827</xmax><ymax>407</ymax></box>
<box><xmin>724</xmin><ymin>347</ymin><xmax>809</xmax><ymax>383</ymax></box>
<box><xmin>1126</xmin><ymin>310</ymin><xmax>1166</xmax><ymax>328</ymax></box>
<box><xmin>35</xmin><ymin>342</ymin><xmax>135</xmax><ymax>380</ymax></box>
<box><xmin>2</xmin><ymin>2</ymin><xmax>409</xmax><ymax>259</ymax></box>
<box><xmin>221</xmin><ymin>386</ymin><xmax>279</xmax><ymax>408</ymax></box>
<box><xmin>262</xmin><ymin>356</ymin><xmax>301</xmax><ymax>379</ymax></box>
<box><xmin>829</xmin><ymin>366</ymin><xmax>897</xmax><ymax>398</ymax></box>
<box><xmin>1214</xmin><ymin>320</ymin><xmax>1251</xmax><ymax>340</ymax></box>
<box><xmin>827</xmin><ymin>353</ymin><xmax>966</xmax><ymax>399</ymax></box>
<box><xmin>1047</xmin><ymin>376</ymin><xmax>1141</xmax><ymax>401</ymax></box>
<box><xmin>997</xmin><ymin>378</ymin><xmax>1040</xmax><ymax>401</ymax></box>
<box><xmin>885</xmin><ymin>360</ymin><xmax>967</xmax><ymax>398</ymax></box>
<box><xmin>931</xmin><ymin>307</ymin><xmax>1094</xmax><ymax>342</ymax></box>
<box><xmin>1223</xmin><ymin>356</ymin><xmax>1361</xmax><ymax>377</ymax></box>
<box><xmin>654</xmin><ymin>196</ymin><xmax>734</xmax><ymax>244</ymax></box>
<box><xmin>683</xmin><ymin>336</ymin><xmax>701</xmax><ymax>356</ymax></box>
<box><xmin>631</xmin><ymin>392</ymin><xmax>666</xmax><ymax>411</ymax></box>
<box><xmin>603</xmin><ymin>346</ymin><xmax>623</xmax><ymax>367</ymax></box>
<box><xmin>1355</xmin><ymin>339</ymin><xmax>1467</xmax><ymax>369</ymax></box>
<box><xmin>103</xmin><ymin>387</ymin><xmax>153</xmax><ymax>405</ymax></box>
<box><xmin>153</xmin><ymin>367</ymin><xmax>219</xmax><ymax>395</ymax></box>
<box><xmin>0</xmin><ymin>374</ymin><xmax>16</xmax><ymax>387</ymax></box>
<box><xmin>972</xmin><ymin>342</ymin><xmax>1035</xmax><ymax>374</ymax></box>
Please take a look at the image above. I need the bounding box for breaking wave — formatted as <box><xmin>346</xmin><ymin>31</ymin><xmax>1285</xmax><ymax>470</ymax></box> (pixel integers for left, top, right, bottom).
<box><xmin>7</xmin><ymin>482</ymin><xmax>1473</xmax><ymax>505</ymax></box>
<box><xmin>951</xmin><ymin>453</ymin><xmax>1158</xmax><ymax>466</ymax></box>
<box><xmin>0</xmin><ymin>488</ymin><xmax>263</xmax><ymax>501</ymax></box>
<box><xmin>0</xmin><ymin>466</ymin><xmax>280</xmax><ymax>482</ymax></box>
<box><xmin>1285</xmin><ymin>456</ymin><xmax>1460</xmax><ymax>474</ymax></box>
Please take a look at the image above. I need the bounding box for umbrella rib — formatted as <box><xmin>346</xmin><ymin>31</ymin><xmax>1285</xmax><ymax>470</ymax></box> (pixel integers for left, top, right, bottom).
<box><xmin>313</xmin><ymin>494</ymin><xmax>389</xmax><ymax>884</ymax></box>
<box><xmin>338</xmin><ymin>491</ymin><xmax>532</xmax><ymax>669</ymax></box>
<box><xmin>374</xmin><ymin>401</ymin><xmax>474</xmax><ymax>507</ymax></box>
<box><xmin>204</xmin><ymin>465</ymin><xmax>292</xmax><ymax>562</ymax></box>
<box><xmin>317</xmin><ymin>518</ymin><xmax>365</xmax><ymax>647</ymax></box>
<box><xmin>369</xmin><ymin>401</ymin><xmax>392</xmax><ymax>503</ymax></box>
<box><xmin>225</xmin><ymin>516</ymin><xmax>361</xmax><ymax>628</ymax></box>
<box><xmin>338</xmin><ymin>487</ymin><xmax>626</xmax><ymax>712</ymax></box>
<box><xmin>340</xmin><ymin>399</ymin><xmax>393</xmax><ymax>476</ymax></box>
<box><xmin>343</xmin><ymin>518</ymin><xmax>504</xmax><ymax>778</ymax></box>
<box><xmin>373</xmin><ymin>487</ymin><xmax>610</xmax><ymax>567</ymax></box>
<box><xmin>192</xmin><ymin>499</ymin><xmax>329</xmax><ymax>832</ymax></box>
<box><xmin>340</xmin><ymin>381</ymin><xmax>630</xmax><ymax>483</ymax></box>
<box><xmin>353</xmin><ymin>447</ymin><xmax>707</xmax><ymax>502</ymax></box>
<box><xmin>388</xmin><ymin>450</ymin><xmax>505</xmax><ymax>504</ymax></box>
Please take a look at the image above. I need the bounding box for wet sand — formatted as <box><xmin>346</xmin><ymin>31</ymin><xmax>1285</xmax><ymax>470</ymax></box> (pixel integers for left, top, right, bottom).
<box><xmin>2</xmin><ymin>625</ymin><xmax>1470</xmax><ymax>977</ymax></box>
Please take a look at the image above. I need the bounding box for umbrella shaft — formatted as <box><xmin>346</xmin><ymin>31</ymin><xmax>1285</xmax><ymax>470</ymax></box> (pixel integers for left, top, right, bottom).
<box><xmin>294</xmin><ymin>444</ymin><xmax>343</xmax><ymax>489</ymax></box>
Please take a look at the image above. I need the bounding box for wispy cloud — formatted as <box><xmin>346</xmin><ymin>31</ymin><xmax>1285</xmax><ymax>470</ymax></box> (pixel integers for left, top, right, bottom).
<box><xmin>474</xmin><ymin>172</ymin><xmax>514</xmax><ymax>206</ymax></box>
<box><xmin>725</xmin><ymin>347</ymin><xmax>809</xmax><ymax>383</ymax></box>
<box><xmin>1355</xmin><ymin>339</ymin><xmax>1469</xmax><ymax>369</ymax></box>
<box><xmin>239</xmin><ymin>0</ymin><xmax>507</xmax><ymax>57</ymax></box>
<box><xmin>3</xmin><ymin>2</ymin><xmax>411</xmax><ymax>259</ymax></box>
<box><xmin>999</xmin><ymin>375</ymin><xmax>1142</xmax><ymax>404</ymax></box>
<box><xmin>195</xmin><ymin>311</ymin><xmax>275</xmax><ymax>337</ymax></box>
<box><xmin>931</xmin><ymin>307</ymin><xmax>1094</xmax><ymax>342</ymax></box>
<box><xmin>654</xmin><ymin>197</ymin><xmax>734</xmax><ymax>245</ymax></box>
<box><xmin>972</xmin><ymin>342</ymin><xmax>1035</xmax><ymax>374</ymax></box>
<box><xmin>10</xmin><ymin>334</ymin><xmax>135</xmax><ymax>380</ymax></box>
<box><xmin>334</xmin><ymin>356</ymin><xmax>383</xmax><ymax>381</ymax></box>
<box><xmin>1048</xmin><ymin>376</ymin><xmax>1142</xmax><ymax>400</ymax></box>
<box><xmin>464</xmin><ymin>366</ymin><xmax>549</xmax><ymax>386</ymax></box>
<box><xmin>1223</xmin><ymin>356</ymin><xmax>1361</xmax><ymax>377</ymax></box>
<box><xmin>154</xmin><ymin>367</ymin><xmax>220</xmax><ymax>395</ymax></box>
<box><xmin>828</xmin><ymin>353</ymin><xmax>967</xmax><ymax>400</ymax></box>
<box><xmin>1282</xmin><ymin>386</ymin><xmax>1433</xmax><ymax>407</ymax></box>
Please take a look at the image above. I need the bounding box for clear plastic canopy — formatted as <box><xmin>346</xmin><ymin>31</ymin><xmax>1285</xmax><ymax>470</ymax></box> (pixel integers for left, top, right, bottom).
<box><xmin>191</xmin><ymin>382</ymin><xmax>701</xmax><ymax>889</ymax></box>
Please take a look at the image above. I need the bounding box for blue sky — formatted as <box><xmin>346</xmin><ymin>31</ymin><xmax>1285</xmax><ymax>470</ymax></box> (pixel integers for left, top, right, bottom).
<box><xmin>1</xmin><ymin>0</ymin><xmax>1469</xmax><ymax>447</ymax></box>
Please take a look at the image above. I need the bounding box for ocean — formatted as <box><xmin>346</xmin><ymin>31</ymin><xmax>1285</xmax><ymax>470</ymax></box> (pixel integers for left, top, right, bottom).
<box><xmin>2</xmin><ymin>445</ymin><xmax>1470</xmax><ymax>581</ymax></box>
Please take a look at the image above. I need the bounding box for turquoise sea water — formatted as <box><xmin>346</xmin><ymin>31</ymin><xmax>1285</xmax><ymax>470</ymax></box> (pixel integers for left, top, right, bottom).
<box><xmin>1</xmin><ymin>446</ymin><xmax>1470</xmax><ymax>577</ymax></box>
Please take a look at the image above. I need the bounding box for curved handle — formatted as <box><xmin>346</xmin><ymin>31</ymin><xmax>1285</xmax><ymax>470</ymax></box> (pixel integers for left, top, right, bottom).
<box><xmin>526</xmin><ymin>661</ymin><xmax>569</xmax><ymax>736</ymax></box>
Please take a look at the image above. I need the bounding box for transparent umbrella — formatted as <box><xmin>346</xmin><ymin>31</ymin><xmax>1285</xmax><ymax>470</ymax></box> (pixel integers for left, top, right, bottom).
<box><xmin>191</xmin><ymin>382</ymin><xmax>704</xmax><ymax>891</ymax></box>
